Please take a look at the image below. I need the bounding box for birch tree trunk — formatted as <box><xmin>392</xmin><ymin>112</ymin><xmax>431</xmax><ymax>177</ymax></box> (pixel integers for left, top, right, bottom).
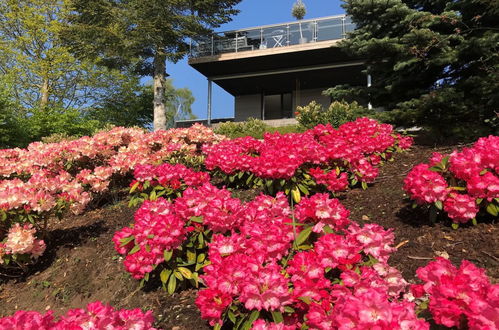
<box><xmin>40</xmin><ymin>77</ymin><xmax>49</xmax><ymax>108</ymax></box>
<box><xmin>153</xmin><ymin>53</ymin><xmax>167</xmax><ymax>131</ymax></box>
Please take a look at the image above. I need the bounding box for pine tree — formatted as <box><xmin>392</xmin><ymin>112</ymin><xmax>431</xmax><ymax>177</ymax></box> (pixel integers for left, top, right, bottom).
<box><xmin>328</xmin><ymin>0</ymin><xmax>498</xmax><ymax>136</ymax></box>
<box><xmin>63</xmin><ymin>0</ymin><xmax>241</xmax><ymax>131</ymax></box>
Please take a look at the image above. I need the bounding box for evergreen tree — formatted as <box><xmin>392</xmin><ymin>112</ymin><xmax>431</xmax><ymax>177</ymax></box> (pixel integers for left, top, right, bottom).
<box><xmin>63</xmin><ymin>0</ymin><xmax>241</xmax><ymax>131</ymax></box>
<box><xmin>327</xmin><ymin>0</ymin><xmax>498</xmax><ymax>136</ymax></box>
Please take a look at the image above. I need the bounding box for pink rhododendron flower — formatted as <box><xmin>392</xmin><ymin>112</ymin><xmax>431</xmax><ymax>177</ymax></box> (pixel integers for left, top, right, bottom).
<box><xmin>443</xmin><ymin>193</ymin><xmax>479</xmax><ymax>223</ymax></box>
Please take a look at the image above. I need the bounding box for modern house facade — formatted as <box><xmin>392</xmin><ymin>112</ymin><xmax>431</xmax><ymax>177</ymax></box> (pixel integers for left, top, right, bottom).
<box><xmin>188</xmin><ymin>15</ymin><xmax>367</xmax><ymax>124</ymax></box>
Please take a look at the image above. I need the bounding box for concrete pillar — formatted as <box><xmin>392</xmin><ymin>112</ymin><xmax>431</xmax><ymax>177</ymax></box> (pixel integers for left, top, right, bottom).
<box><xmin>207</xmin><ymin>79</ymin><xmax>212</xmax><ymax>126</ymax></box>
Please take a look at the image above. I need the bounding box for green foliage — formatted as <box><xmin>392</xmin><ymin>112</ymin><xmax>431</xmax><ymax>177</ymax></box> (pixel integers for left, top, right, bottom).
<box><xmin>0</xmin><ymin>0</ymin><xmax>137</xmax><ymax>110</ymax></box>
<box><xmin>91</xmin><ymin>79</ymin><xmax>196</xmax><ymax>129</ymax></box>
<box><xmin>24</xmin><ymin>107</ymin><xmax>102</xmax><ymax>142</ymax></box>
<box><xmin>214</xmin><ymin>118</ymin><xmax>304</xmax><ymax>139</ymax></box>
<box><xmin>295</xmin><ymin>100</ymin><xmax>372</xmax><ymax>129</ymax></box>
<box><xmin>292</xmin><ymin>0</ymin><xmax>306</xmax><ymax>20</ymax></box>
<box><xmin>335</xmin><ymin>0</ymin><xmax>499</xmax><ymax>138</ymax></box>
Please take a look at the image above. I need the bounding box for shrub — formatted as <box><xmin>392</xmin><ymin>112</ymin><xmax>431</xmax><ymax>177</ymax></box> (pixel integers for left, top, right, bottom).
<box><xmin>404</xmin><ymin>135</ymin><xmax>499</xmax><ymax>227</ymax></box>
<box><xmin>214</xmin><ymin>118</ymin><xmax>269</xmax><ymax>139</ymax></box>
<box><xmin>295</xmin><ymin>100</ymin><xmax>371</xmax><ymax>129</ymax></box>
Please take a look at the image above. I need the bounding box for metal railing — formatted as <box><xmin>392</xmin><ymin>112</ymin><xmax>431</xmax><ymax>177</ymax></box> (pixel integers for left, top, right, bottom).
<box><xmin>189</xmin><ymin>15</ymin><xmax>355</xmax><ymax>58</ymax></box>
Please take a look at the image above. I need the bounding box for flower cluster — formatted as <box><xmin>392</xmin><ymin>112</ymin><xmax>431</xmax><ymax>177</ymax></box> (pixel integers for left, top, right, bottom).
<box><xmin>412</xmin><ymin>257</ymin><xmax>499</xmax><ymax>329</ymax></box>
<box><xmin>0</xmin><ymin>125</ymin><xmax>224</xmax><ymax>264</ymax></box>
<box><xmin>132</xmin><ymin>163</ymin><xmax>210</xmax><ymax>191</ymax></box>
<box><xmin>113</xmin><ymin>198</ymin><xmax>187</xmax><ymax>279</ymax></box>
<box><xmin>196</xmin><ymin>193</ymin><xmax>427</xmax><ymax>329</ymax></box>
<box><xmin>0</xmin><ymin>301</ymin><xmax>156</xmax><ymax>329</ymax></box>
<box><xmin>114</xmin><ymin>182</ymin><xmax>244</xmax><ymax>281</ymax></box>
<box><xmin>404</xmin><ymin>135</ymin><xmax>499</xmax><ymax>224</ymax></box>
<box><xmin>204</xmin><ymin>118</ymin><xmax>412</xmax><ymax>192</ymax></box>
<box><xmin>0</xmin><ymin>224</ymin><xmax>46</xmax><ymax>262</ymax></box>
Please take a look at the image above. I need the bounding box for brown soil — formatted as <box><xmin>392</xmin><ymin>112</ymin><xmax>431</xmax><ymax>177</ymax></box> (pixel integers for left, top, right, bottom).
<box><xmin>0</xmin><ymin>145</ymin><xmax>497</xmax><ymax>329</ymax></box>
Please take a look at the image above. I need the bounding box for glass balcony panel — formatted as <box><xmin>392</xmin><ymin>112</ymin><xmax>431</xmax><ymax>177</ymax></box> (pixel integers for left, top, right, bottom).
<box><xmin>260</xmin><ymin>24</ymin><xmax>288</xmax><ymax>48</ymax></box>
<box><xmin>344</xmin><ymin>16</ymin><xmax>355</xmax><ymax>34</ymax></box>
<box><xmin>316</xmin><ymin>17</ymin><xmax>344</xmax><ymax>42</ymax></box>
<box><xmin>287</xmin><ymin>21</ymin><xmax>315</xmax><ymax>45</ymax></box>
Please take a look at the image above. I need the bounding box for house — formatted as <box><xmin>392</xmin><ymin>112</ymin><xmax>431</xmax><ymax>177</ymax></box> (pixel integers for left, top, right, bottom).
<box><xmin>188</xmin><ymin>15</ymin><xmax>368</xmax><ymax>125</ymax></box>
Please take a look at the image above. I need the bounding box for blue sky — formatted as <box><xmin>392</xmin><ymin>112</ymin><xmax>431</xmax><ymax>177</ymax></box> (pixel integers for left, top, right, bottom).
<box><xmin>164</xmin><ymin>0</ymin><xmax>345</xmax><ymax>120</ymax></box>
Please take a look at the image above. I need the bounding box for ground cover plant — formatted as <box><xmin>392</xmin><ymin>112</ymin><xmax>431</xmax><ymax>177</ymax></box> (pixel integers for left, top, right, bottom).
<box><xmin>0</xmin><ymin>121</ymin><xmax>497</xmax><ymax>330</ymax></box>
<box><xmin>0</xmin><ymin>124</ymin><xmax>224</xmax><ymax>270</ymax></box>
<box><xmin>404</xmin><ymin>135</ymin><xmax>499</xmax><ymax>227</ymax></box>
<box><xmin>204</xmin><ymin>117</ymin><xmax>413</xmax><ymax>201</ymax></box>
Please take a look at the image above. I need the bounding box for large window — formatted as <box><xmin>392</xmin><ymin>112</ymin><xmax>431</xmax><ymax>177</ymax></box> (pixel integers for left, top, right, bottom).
<box><xmin>264</xmin><ymin>93</ymin><xmax>292</xmax><ymax>119</ymax></box>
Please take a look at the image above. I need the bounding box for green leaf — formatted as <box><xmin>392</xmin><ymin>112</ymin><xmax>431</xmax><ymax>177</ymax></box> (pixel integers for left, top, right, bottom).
<box><xmin>284</xmin><ymin>306</ymin><xmax>295</xmax><ymax>313</ymax></box>
<box><xmin>164</xmin><ymin>250</ymin><xmax>173</xmax><ymax>262</ymax></box>
<box><xmin>434</xmin><ymin>200</ymin><xmax>443</xmax><ymax>210</ymax></box>
<box><xmin>149</xmin><ymin>190</ymin><xmax>157</xmax><ymax>201</ymax></box>
<box><xmin>297</xmin><ymin>183</ymin><xmax>309</xmax><ymax>195</ymax></box>
<box><xmin>128</xmin><ymin>245</ymin><xmax>140</xmax><ymax>255</ymax></box>
<box><xmin>486</xmin><ymin>203</ymin><xmax>498</xmax><ymax>216</ymax></box>
<box><xmin>160</xmin><ymin>269</ymin><xmax>171</xmax><ymax>284</ymax></box>
<box><xmin>174</xmin><ymin>270</ymin><xmax>183</xmax><ymax>280</ymax></box>
<box><xmin>119</xmin><ymin>235</ymin><xmax>134</xmax><ymax>247</ymax></box>
<box><xmin>129</xmin><ymin>181</ymin><xmax>140</xmax><ymax>194</ymax></box>
<box><xmin>428</xmin><ymin>166</ymin><xmax>442</xmax><ymax>172</ymax></box>
<box><xmin>178</xmin><ymin>267</ymin><xmax>192</xmax><ymax>279</ymax></box>
<box><xmin>242</xmin><ymin>310</ymin><xmax>260</xmax><ymax>330</ymax></box>
<box><xmin>471</xmin><ymin>218</ymin><xmax>478</xmax><ymax>226</ymax></box>
<box><xmin>197</xmin><ymin>253</ymin><xmax>206</xmax><ymax>263</ymax></box>
<box><xmin>298</xmin><ymin>296</ymin><xmax>312</xmax><ymax>304</ymax></box>
<box><xmin>451</xmin><ymin>223</ymin><xmax>459</xmax><ymax>230</ymax></box>
<box><xmin>228</xmin><ymin>310</ymin><xmax>236</xmax><ymax>324</ymax></box>
<box><xmin>361</xmin><ymin>181</ymin><xmax>368</xmax><ymax>190</ymax></box>
<box><xmin>291</xmin><ymin>186</ymin><xmax>301</xmax><ymax>203</ymax></box>
<box><xmin>168</xmin><ymin>274</ymin><xmax>177</xmax><ymax>294</ymax></box>
<box><xmin>187</xmin><ymin>249</ymin><xmax>196</xmax><ymax>263</ymax></box>
<box><xmin>271</xmin><ymin>311</ymin><xmax>284</xmax><ymax>323</ymax></box>
<box><xmin>238</xmin><ymin>171</ymin><xmax>244</xmax><ymax>179</ymax></box>
<box><xmin>295</xmin><ymin>226</ymin><xmax>313</xmax><ymax>246</ymax></box>
<box><xmin>190</xmin><ymin>216</ymin><xmax>203</xmax><ymax>223</ymax></box>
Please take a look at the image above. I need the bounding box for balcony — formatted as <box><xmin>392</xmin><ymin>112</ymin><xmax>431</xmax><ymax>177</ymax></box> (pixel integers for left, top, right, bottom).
<box><xmin>189</xmin><ymin>15</ymin><xmax>355</xmax><ymax>59</ymax></box>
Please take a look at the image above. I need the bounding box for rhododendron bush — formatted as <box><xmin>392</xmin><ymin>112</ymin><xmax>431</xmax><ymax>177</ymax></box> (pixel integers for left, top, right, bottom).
<box><xmin>0</xmin><ymin>301</ymin><xmax>156</xmax><ymax>329</ymax></box>
<box><xmin>203</xmin><ymin>118</ymin><xmax>412</xmax><ymax>202</ymax></box>
<box><xmin>411</xmin><ymin>258</ymin><xmax>499</xmax><ymax>329</ymax></box>
<box><xmin>0</xmin><ymin>124</ymin><xmax>225</xmax><ymax>266</ymax></box>
<box><xmin>195</xmin><ymin>193</ymin><xmax>431</xmax><ymax>330</ymax></box>
<box><xmin>404</xmin><ymin>135</ymin><xmax>499</xmax><ymax>227</ymax></box>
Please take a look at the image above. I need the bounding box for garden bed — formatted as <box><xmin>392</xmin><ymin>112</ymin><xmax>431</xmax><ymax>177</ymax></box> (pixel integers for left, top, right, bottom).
<box><xmin>0</xmin><ymin>144</ymin><xmax>496</xmax><ymax>329</ymax></box>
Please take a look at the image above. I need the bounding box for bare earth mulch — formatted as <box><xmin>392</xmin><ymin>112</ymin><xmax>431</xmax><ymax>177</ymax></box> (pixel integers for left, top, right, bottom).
<box><xmin>0</xmin><ymin>144</ymin><xmax>497</xmax><ymax>329</ymax></box>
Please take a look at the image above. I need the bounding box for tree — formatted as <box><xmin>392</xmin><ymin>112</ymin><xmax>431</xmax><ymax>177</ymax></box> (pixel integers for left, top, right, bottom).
<box><xmin>0</xmin><ymin>0</ymin><xmax>140</xmax><ymax>110</ymax></box>
<box><xmin>63</xmin><ymin>0</ymin><xmax>242</xmax><ymax>131</ymax></box>
<box><xmin>292</xmin><ymin>0</ymin><xmax>307</xmax><ymax>42</ymax></box>
<box><xmin>328</xmin><ymin>0</ymin><xmax>498</xmax><ymax>136</ymax></box>
<box><xmin>92</xmin><ymin>78</ymin><xmax>196</xmax><ymax>129</ymax></box>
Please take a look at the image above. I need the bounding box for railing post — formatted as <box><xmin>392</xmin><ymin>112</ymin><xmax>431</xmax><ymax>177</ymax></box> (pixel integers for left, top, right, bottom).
<box><xmin>211</xmin><ymin>34</ymin><xmax>214</xmax><ymax>55</ymax></box>
<box><xmin>341</xmin><ymin>17</ymin><xmax>346</xmax><ymax>38</ymax></box>
<box><xmin>235</xmin><ymin>32</ymin><xmax>238</xmax><ymax>52</ymax></box>
<box><xmin>286</xmin><ymin>25</ymin><xmax>290</xmax><ymax>46</ymax></box>
<box><xmin>314</xmin><ymin>21</ymin><xmax>318</xmax><ymax>42</ymax></box>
